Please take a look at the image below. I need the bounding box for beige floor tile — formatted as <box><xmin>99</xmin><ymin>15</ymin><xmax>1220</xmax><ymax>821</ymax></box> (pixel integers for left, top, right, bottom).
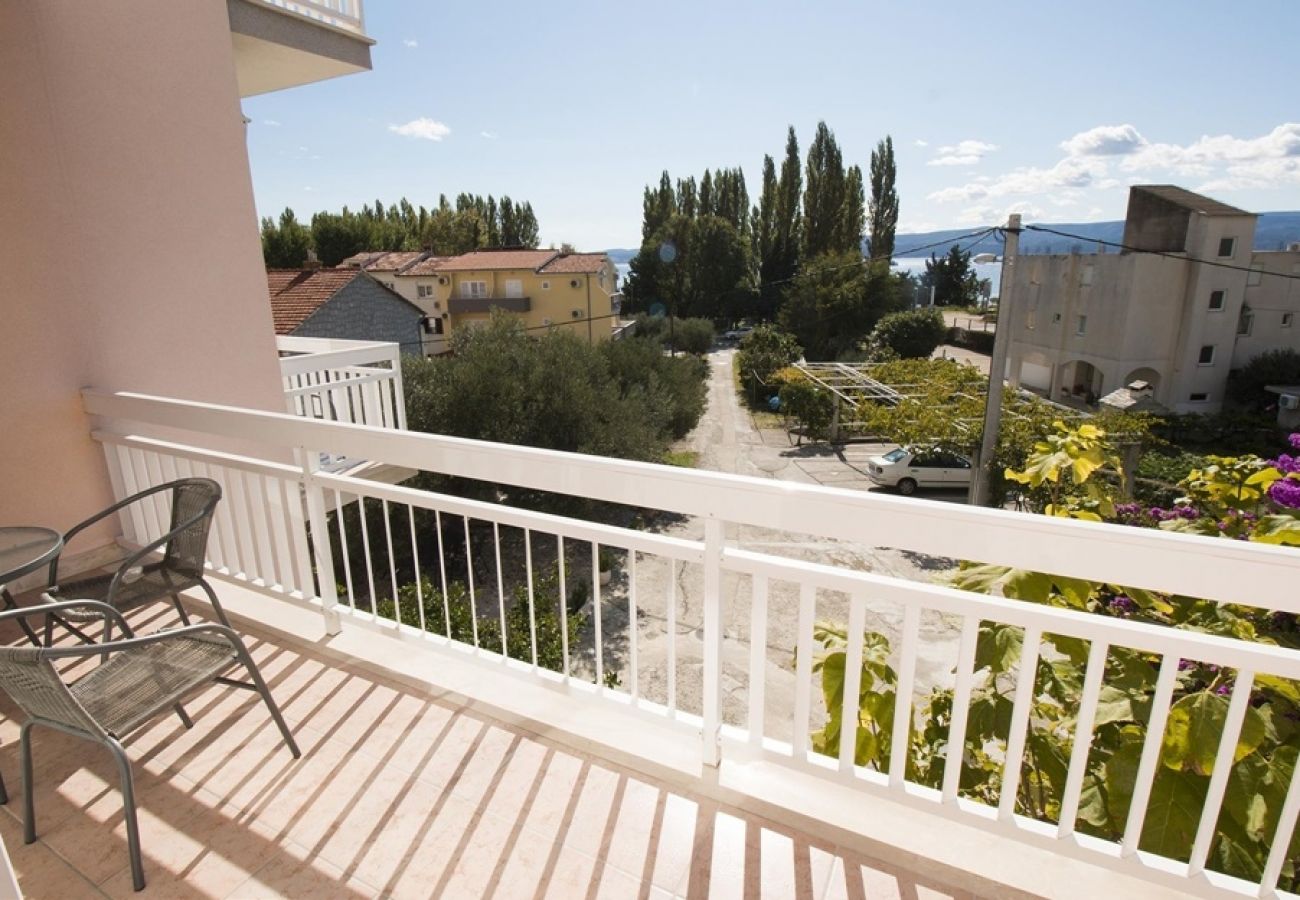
<box><xmin>0</xmin><ymin>808</ymin><xmax>107</xmax><ymax>900</ymax></box>
<box><xmin>226</xmin><ymin>842</ymin><xmax>377</xmax><ymax>899</ymax></box>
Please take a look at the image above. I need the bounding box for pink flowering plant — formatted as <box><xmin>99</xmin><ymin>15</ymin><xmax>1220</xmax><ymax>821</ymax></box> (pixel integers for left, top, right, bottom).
<box><xmin>812</xmin><ymin>428</ymin><xmax>1300</xmax><ymax>888</ymax></box>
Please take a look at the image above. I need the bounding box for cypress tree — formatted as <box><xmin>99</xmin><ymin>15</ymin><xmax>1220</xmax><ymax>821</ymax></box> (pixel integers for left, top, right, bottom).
<box><xmin>868</xmin><ymin>136</ymin><xmax>899</xmax><ymax>261</ymax></box>
<box><xmin>802</xmin><ymin>121</ymin><xmax>846</xmax><ymax>259</ymax></box>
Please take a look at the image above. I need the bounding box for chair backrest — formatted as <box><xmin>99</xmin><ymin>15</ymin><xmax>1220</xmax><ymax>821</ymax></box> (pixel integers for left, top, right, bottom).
<box><xmin>0</xmin><ymin>646</ymin><xmax>106</xmax><ymax>738</ymax></box>
<box><xmin>163</xmin><ymin>479</ymin><xmax>222</xmax><ymax>577</ymax></box>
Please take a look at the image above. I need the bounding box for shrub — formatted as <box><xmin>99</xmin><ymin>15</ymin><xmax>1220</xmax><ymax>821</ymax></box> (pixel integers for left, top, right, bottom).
<box><xmin>1227</xmin><ymin>348</ymin><xmax>1300</xmax><ymax>409</ymax></box>
<box><xmin>866</xmin><ymin>308</ymin><xmax>947</xmax><ymax>359</ymax></box>
<box><xmin>736</xmin><ymin>325</ymin><xmax>801</xmax><ymax>404</ymax></box>
<box><xmin>671</xmin><ymin>317</ymin><xmax>715</xmax><ymax>354</ymax></box>
<box><xmin>945</xmin><ymin>326</ymin><xmax>995</xmax><ymax>355</ymax></box>
<box><xmin>777</xmin><ymin>375</ymin><xmax>835</xmax><ymax>443</ymax></box>
<box><xmin>602</xmin><ymin>336</ymin><xmax>707</xmax><ymax>440</ymax></box>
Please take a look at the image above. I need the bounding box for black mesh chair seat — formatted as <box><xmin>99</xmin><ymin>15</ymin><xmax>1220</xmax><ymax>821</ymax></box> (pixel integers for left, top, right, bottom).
<box><xmin>54</xmin><ymin>562</ymin><xmax>205</xmax><ymax>621</ymax></box>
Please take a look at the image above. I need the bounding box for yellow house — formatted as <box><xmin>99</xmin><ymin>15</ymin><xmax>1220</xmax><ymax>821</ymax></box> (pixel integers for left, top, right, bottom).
<box><xmin>404</xmin><ymin>248</ymin><xmax>620</xmax><ymax>352</ymax></box>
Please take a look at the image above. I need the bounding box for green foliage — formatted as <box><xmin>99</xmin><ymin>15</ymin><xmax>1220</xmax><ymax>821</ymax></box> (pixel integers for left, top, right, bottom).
<box><xmin>403</xmin><ymin>315</ymin><xmax>707</xmax><ymax>470</ymax></box>
<box><xmin>260</xmin><ymin>208</ymin><xmax>312</xmax><ymax>268</ymax></box>
<box><xmin>865</xmin><ymin>308</ymin><xmax>947</xmax><ymax>360</ymax></box>
<box><xmin>867</xmin><ymin>136</ymin><xmax>898</xmax><ymax>261</ymax></box>
<box><xmin>776</xmin><ymin>373</ymin><xmax>835</xmax><ymax>443</ymax></box>
<box><xmin>1227</xmin><ymin>348</ymin><xmax>1300</xmax><ymax>410</ymax></box>
<box><xmin>374</xmin><ymin>575</ymin><xmax>585</xmax><ymax>674</ymax></box>
<box><xmin>945</xmin><ymin>326</ymin><xmax>995</xmax><ymax>355</ymax></box>
<box><xmin>802</xmin><ymin>122</ymin><xmax>863</xmax><ymax>259</ymax></box>
<box><xmin>671</xmin><ymin>318</ymin><xmax>716</xmax><ymax>354</ymax></box>
<box><xmin>921</xmin><ymin>245</ymin><xmax>980</xmax><ymax>307</ymax></box>
<box><xmin>736</xmin><ymin>325</ymin><xmax>802</xmax><ymax>403</ymax></box>
<box><xmin>808</xmin><ymin>421</ymin><xmax>1300</xmax><ymax>888</ymax></box>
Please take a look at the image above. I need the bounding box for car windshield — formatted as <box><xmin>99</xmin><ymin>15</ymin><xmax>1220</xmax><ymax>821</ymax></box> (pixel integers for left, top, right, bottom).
<box><xmin>882</xmin><ymin>448</ymin><xmax>909</xmax><ymax>463</ymax></box>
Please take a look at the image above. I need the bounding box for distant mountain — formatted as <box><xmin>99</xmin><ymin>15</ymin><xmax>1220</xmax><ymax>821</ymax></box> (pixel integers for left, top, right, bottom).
<box><xmin>892</xmin><ymin>211</ymin><xmax>1300</xmax><ymax>258</ymax></box>
<box><xmin>605</xmin><ymin>248</ymin><xmax>637</xmax><ymax>264</ymax></box>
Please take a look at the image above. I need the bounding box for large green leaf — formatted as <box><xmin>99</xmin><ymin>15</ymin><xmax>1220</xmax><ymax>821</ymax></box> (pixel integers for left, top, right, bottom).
<box><xmin>1161</xmin><ymin>691</ymin><xmax>1268</xmax><ymax>775</ymax></box>
<box><xmin>975</xmin><ymin>623</ymin><xmax>1023</xmax><ymax>674</ymax></box>
<box><xmin>1094</xmin><ymin>685</ymin><xmax>1141</xmax><ymax>726</ymax></box>
<box><xmin>1251</xmin><ymin>514</ymin><xmax>1300</xmax><ymax>546</ymax></box>
<box><xmin>1139</xmin><ymin>770</ymin><xmax>1207</xmax><ymax>860</ymax></box>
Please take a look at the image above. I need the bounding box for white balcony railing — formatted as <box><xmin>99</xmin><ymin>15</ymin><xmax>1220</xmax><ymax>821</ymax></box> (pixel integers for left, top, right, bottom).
<box><xmin>254</xmin><ymin>0</ymin><xmax>365</xmax><ymax>35</ymax></box>
<box><xmin>81</xmin><ymin>388</ymin><xmax>1300</xmax><ymax>900</ymax></box>
<box><xmin>277</xmin><ymin>335</ymin><xmax>405</xmax><ymax>431</ymax></box>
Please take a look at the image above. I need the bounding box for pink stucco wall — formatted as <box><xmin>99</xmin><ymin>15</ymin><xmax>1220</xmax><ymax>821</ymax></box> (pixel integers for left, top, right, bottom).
<box><xmin>0</xmin><ymin>1</ymin><xmax>286</xmax><ymax>550</ymax></box>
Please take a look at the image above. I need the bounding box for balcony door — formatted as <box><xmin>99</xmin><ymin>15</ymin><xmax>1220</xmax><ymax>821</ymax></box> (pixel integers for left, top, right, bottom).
<box><xmin>504</xmin><ymin>279</ymin><xmax>523</xmax><ymax>299</ymax></box>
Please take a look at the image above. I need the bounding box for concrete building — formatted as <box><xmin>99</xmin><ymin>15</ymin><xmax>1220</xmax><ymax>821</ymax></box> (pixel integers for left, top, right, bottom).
<box><xmin>1005</xmin><ymin>186</ymin><xmax>1300</xmax><ymax>413</ymax></box>
<box><xmin>267</xmin><ymin>269</ymin><xmax>424</xmax><ymax>353</ymax></box>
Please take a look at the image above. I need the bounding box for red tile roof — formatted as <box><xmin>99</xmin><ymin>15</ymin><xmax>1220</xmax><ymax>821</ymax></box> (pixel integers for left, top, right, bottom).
<box><xmin>337</xmin><ymin>251</ymin><xmax>385</xmax><ymax>268</ymax></box>
<box><xmin>266</xmin><ymin>269</ymin><xmax>362</xmax><ymax>334</ymax></box>
<box><xmin>402</xmin><ymin>256</ymin><xmax>455</xmax><ymax>276</ymax></box>
<box><xmin>537</xmin><ymin>253</ymin><xmax>610</xmax><ymax>274</ymax></box>
<box><xmin>437</xmin><ymin>249</ymin><xmax>559</xmax><ymax>272</ymax></box>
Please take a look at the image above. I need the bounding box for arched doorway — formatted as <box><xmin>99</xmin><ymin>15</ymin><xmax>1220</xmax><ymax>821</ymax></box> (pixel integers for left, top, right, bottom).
<box><xmin>1123</xmin><ymin>367</ymin><xmax>1161</xmax><ymax>394</ymax></box>
<box><xmin>1058</xmin><ymin>360</ymin><xmax>1103</xmax><ymax>404</ymax></box>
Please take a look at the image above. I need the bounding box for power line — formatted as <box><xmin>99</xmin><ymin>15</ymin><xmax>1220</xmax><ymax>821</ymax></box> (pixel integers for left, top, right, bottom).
<box><xmin>1023</xmin><ymin>224</ymin><xmax>1300</xmax><ymax>282</ymax></box>
<box><xmin>758</xmin><ymin>227</ymin><xmax>1001</xmax><ymax>291</ymax></box>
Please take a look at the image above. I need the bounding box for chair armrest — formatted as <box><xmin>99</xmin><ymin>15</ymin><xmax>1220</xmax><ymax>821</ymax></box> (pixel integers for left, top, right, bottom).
<box><xmin>0</xmin><ymin>599</ymin><xmax>134</xmax><ymax>636</ymax></box>
<box><xmin>96</xmin><ymin>504</ymin><xmax>213</xmax><ymax>605</ymax></box>
<box><xmin>39</xmin><ymin>622</ymin><xmax>241</xmax><ymax>661</ymax></box>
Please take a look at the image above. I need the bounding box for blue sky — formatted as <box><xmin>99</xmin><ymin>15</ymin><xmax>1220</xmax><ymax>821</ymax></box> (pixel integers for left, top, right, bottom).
<box><xmin>244</xmin><ymin>1</ymin><xmax>1300</xmax><ymax>250</ymax></box>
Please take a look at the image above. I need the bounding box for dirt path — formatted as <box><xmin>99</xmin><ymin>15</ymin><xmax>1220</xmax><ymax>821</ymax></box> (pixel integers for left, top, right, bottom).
<box><xmin>595</xmin><ymin>348</ymin><xmax>962</xmax><ymax>741</ymax></box>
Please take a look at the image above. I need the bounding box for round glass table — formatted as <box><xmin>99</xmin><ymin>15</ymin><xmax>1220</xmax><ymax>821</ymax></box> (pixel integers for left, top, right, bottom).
<box><xmin>0</xmin><ymin>526</ymin><xmax>64</xmax><ymax>646</ymax></box>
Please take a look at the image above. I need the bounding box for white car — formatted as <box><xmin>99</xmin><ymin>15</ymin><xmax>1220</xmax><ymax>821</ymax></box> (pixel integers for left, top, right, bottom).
<box><xmin>866</xmin><ymin>447</ymin><xmax>973</xmax><ymax>495</ymax></box>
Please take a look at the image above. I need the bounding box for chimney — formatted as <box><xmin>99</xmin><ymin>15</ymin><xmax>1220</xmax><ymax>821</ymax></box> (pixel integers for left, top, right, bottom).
<box><xmin>304</xmin><ymin>248</ymin><xmax>322</xmax><ymax>271</ymax></box>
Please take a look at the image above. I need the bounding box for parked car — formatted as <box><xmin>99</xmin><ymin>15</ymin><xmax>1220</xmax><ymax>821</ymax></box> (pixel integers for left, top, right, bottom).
<box><xmin>866</xmin><ymin>447</ymin><xmax>972</xmax><ymax>495</ymax></box>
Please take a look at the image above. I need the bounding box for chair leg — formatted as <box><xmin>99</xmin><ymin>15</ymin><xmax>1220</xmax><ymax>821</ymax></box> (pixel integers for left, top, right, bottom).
<box><xmin>173</xmin><ymin>704</ymin><xmax>194</xmax><ymax>729</ymax></box>
<box><xmin>105</xmin><ymin>737</ymin><xmax>145</xmax><ymax>892</ymax></box>
<box><xmin>0</xmin><ymin>767</ymin><xmax>7</xmax><ymax>805</ymax></box>
<box><xmin>170</xmin><ymin>593</ymin><xmax>192</xmax><ymax>626</ymax></box>
<box><xmin>196</xmin><ymin>580</ymin><xmax>233</xmax><ymax>630</ymax></box>
<box><xmin>231</xmin><ymin>644</ymin><xmax>301</xmax><ymax>759</ymax></box>
<box><xmin>21</xmin><ymin>722</ymin><xmax>35</xmax><ymax>844</ymax></box>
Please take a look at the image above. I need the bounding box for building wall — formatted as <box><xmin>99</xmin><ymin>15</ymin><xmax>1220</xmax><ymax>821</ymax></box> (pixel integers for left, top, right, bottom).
<box><xmin>432</xmin><ymin>264</ymin><xmax>617</xmax><ymax>343</ymax></box>
<box><xmin>1234</xmin><ymin>250</ymin><xmax>1300</xmax><ymax>368</ymax></box>
<box><xmin>291</xmin><ymin>279</ymin><xmax>424</xmax><ymax>355</ymax></box>
<box><xmin>0</xmin><ymin>1</ymin><xmax>287</xmax><ymax>549</ymax></box>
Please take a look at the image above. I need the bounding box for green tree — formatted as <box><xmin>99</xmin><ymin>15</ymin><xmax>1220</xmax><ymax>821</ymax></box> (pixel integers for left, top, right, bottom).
<box><xmin>774</xmin><ymin>127</ymin><xmax>804</xmax><ymax>282</ymax></box>
<box><xmin>802</xmin><ymin>121</ymin><xmax>848</xmax><ymax>258</ymax></box>
<box><xmin>866</xmin><ymin>308</ymin><xmax>947</xmax><ymax>360</ymax></box>
<box><xmin>922</xmin><ymin>245</ymin><xmax>979</xmax><ymax>307</ymax></box>
<box><xmin>778</xmin><ymin>252</ymin><xmax>902</xmax><ymax>359</ymax></box>
<box><xmin>260</xmin><ymin>207</ymin><xmax>312</xmax><ymax>267</ymax></box>
<box><xmin>867</xmin><ymin>136</ymin><xmax>899</xmax><ymax>261</ymax></box>
<box><xmin>839</xmin><ymin>165</ymin><xmax>866</xmax><ymax>257</ymax></box>
<box><xmin>736</xmin><ymin>325</ymin><xmax>802</xmax><ymax>403</ymax></box>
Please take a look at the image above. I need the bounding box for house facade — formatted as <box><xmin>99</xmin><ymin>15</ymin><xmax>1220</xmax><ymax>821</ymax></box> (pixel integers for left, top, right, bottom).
<box><xmin>1004</xmin><ymin>185</ymin><xmax>1300</xmax><ymax>413</ymax></box>
<box><xmin>267</xmin><ymin>269</ymin><xmax>424</xmax><ymax>353</ymax></box>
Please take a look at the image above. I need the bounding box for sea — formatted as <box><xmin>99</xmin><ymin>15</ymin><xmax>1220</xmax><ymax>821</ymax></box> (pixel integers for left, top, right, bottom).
<box><xmin>614</xmin><ymin>257</ymin><xmax>1003</xmax><ymax>299</ymax></box>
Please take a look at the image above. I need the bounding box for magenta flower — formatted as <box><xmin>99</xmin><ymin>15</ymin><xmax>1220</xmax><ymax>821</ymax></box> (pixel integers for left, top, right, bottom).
<box><xmin>1268</xmin><ymin>478</ymin><xmax>1300</xmax><ymax>509</ymax></box>
<box><xmin>1290</xmin><ymin>433</ymin><xmax>1300</xmax><ymax>450</ymax></box>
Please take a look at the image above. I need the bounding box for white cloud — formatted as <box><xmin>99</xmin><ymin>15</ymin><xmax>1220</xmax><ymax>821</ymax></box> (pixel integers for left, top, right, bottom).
<box><xmin>928</xmin><ymin>157</ymin><xmax>1105</xmax><ymax>204</ymax></box>
<box><xmin>403</xmin><ymin>38</ymin><xmax>419</xmax><ymax>48</ymax></box>
<box><xmin>1060</xmin><ymin>124</ymin><xmax>1147</xmax><ymax>157</ymax></box>
<box><xmin>928</xmin><ymin>140</ymin><xmax>998</xmax><ymax>167</ymax></box>
<box><xmin>388</xmin><ymin>117</ymin><xmax>451</xmax><ymax>141</ymax></box>
<box><xmin>956</xmin><ymin>201</ymin><xmax>1043</xmax><ymax>226</ymax></box>
<box><xmin>480</xmin><ymin>131</ymin><xmax>498</xmax><ymax>140</ymax></box>
<box><xmin>914</xmin><ymin>139</ymin><xmax>929</xmax><ymax>148</ymax></box>
<box><xmin>263</xmin><ymin>119</ymin><xmax>281</xmax><ymax>127</ymax></box>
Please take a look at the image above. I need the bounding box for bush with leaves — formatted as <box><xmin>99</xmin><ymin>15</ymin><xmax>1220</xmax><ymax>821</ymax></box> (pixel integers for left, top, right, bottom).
<box><xmin>806</xmin><ymin>426</ymin><xmax>1300</xmax><ymax>889</ymax></box>
<box><xmin>736</xmin><ymin>325</ymin><xmax>801</xmax><ymax>405</ymax></box>
<box><xmin>775</xmin><ymin>369</ymin><xmax>836</xmax><ymax>443</ymax></box>
<box><xmin>865</xmin><ymin>308</ymin><xmax>947</xmax><ymax>360</ymax></box>
<box><xmin>671</xmin><ymin>317</ymin><xmax>716</xmax><ymax>354</ymax></box>
<box><xmin>1227</xmin><ymin>348</ymin><xmax>1300</xmax><ymax>410</ymax></box>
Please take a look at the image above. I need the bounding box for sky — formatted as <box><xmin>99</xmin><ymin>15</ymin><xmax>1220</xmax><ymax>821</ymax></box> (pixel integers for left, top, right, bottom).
<box><xmin>243</xmin><ymin>0</ymin><xmax>1300</xmax><ymax>250</ymax></box>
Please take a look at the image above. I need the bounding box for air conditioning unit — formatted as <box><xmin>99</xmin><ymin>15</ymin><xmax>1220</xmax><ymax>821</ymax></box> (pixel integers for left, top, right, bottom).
<box><xmin>432</xmin><ymin>301</ymin><xmax>441</xmax><ymax>310</ymax></box>
<box><xmin>570</xmin><ymin>278</ymin><xmax>581</xmax><ymax>289</ymax></box>
<box><xmin>571</xmin><ymin>309</ymin><xmax>582</xmax><ymax>318</ymax></box>
<box><xmin>438</xmin><ymin>276</ymin><xmax>449</xmax><ymax>285</ymax></box>
<box><xmin>1281</xmin><ymin>394</ymin><xmax>1300</xmax><ymax>410</ymax></box>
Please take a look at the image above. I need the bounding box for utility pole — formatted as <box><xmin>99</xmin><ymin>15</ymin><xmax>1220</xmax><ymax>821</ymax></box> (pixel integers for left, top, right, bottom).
<box><xmin>969</xmin><ymin>213</ymin><xmax>1021</xmax><ymax>507</ymax></box>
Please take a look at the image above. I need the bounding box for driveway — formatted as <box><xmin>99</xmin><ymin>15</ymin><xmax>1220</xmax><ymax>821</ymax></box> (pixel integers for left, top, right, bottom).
<box><xmin>598</xmin><ymin>349</ymin><xmax>963</xmax><ymax>740</ymax></box>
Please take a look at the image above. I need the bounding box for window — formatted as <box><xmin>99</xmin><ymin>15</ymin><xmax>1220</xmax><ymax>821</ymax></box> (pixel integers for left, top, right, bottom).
<box><xmin>1075</xmin><ymin>315</ymin><xmax>1087</xmax><ymax>335</ymax></box>
<box><xmin>1217</xmin><ymin>237</ymin><xmax>1236</xmax><ymax>258</ymax></box>
<box><xmin>1026</xmin><ymin>297</ymin><xmax>1037</xmax><ymax>330</ymax></box>
<box><xmin>1208</xmin><ymin>290</ymin><xmax>1225</xmax><ymax>311</ymax></box>
<box><xmin>417</xmin><ymin>284</ymin><xmax>433</xmax><ymax>298</ymax></box>
<box><xmin>1198</xmin><ymin>345</ymin><xmax>1215</xmax><ymax>366</ymax></box>
<box><xmin>460</xmin><ymin>280</ymin><xmax>487</xmax><ymax>299</ymax></box>
<box><xmin>1052</xmin><ymin>313</ymin><xmax>1062</xmax><ymax>323</ymax></box>
<box><xmin>1238</xmin><ymin>311</ymin><xmax>1254</xmax><ymax>336</ymax></box>
<box><xmin>1283</xmin><ymin>312</ymin><xmax>1294</xmax><ymax>327</ymax></box>
<box><xmin>882</xmin><ymin>448</ymin><xmax>909</xmax><ymax>463</ymax></box>
<box><xmin>504</xmin><ymin>279</ymin><xmax>523</xmax><ymax>298</ymax></box>
<box><xmin>1190</xmin><ymin>392</ymin><xmax>1209</xmax><ymax>402</ymax></box>
<box><xmin>1247</xmin><ymin>264</ymin><xmax>1263</xmax><ymax>287</ymax></box>
<box><xmin>1080</xmin><ymin>264</ymin><xmax>1094</xmax><ymax>287</ymax></box>
<box><xmin>541</xmin><ymin>281</ymin><xmax>550</xmax><ymax>290</ymax></box>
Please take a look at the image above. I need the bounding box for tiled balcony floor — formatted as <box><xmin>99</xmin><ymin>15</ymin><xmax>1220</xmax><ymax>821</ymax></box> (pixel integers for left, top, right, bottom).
<box><xmin>0</xmin><ymin>601</ymin><xmax>969</xmax><ymax>900</ymax></box>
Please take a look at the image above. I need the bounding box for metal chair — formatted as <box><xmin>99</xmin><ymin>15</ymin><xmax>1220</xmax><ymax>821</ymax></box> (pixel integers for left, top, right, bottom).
<box><xmin>45</xmin><ymin>478</ymin><xmax>231</xmax><ymax>638</ymax></box>
<box><xmin>0</xmin><ymin>599</ymin><xmax>300</xmax><ymax>892</ymax></box>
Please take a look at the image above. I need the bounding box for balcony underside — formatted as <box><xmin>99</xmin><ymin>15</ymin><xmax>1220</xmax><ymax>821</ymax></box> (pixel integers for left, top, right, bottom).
<box><xmin>229</xmin><ymin>0</ymin><xmax>373</xmax><ymax>97</ymax></box>
<box><xmin>0</xmin><ymin>592</ymin><xmax>969</xmax><ymax>900</ymax></box>
<box><xmin>449</xmin><ymin>297</ymin><xmax>531</xmax><ymax>314</ymax></box>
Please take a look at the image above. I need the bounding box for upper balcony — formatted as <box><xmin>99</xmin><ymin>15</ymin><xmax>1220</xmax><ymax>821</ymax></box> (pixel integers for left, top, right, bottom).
<box><xmin>228</xmin><ymin>0</ymin><xmax>374</xmax><ymax>97</ymax></box>
<box><xmin>5</xmin><ymin>386</ymin><xmax>1291</xmax><ymax>899</ymax></box>
<box><xmin>448</xmin><ymin>296</ymin><xmax>532</xmax><ymax>315</ymax></box>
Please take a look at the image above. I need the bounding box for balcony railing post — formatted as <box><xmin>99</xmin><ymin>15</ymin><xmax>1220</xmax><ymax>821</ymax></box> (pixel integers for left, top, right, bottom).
<box><xmin>702</xmin><ymin>517</ymin><xmax>724</xmax><ymax>767</ymax></box>
<box><xmin>299</xmin><ymin>449</ymin><xmax>342</xmax><ymax>635</ymax></box>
